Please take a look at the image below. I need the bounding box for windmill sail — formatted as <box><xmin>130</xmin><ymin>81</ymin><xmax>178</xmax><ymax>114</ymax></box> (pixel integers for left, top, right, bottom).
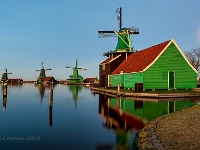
<box><xmin>98</xmin><ymin>7</ymin><xmax>139</xmax><ymax>55</ymax></box>
<box><xmin>36</xmin><ymin>62</ymin><xmax>52</xmax><ymax>83</ymax></box>
<box><xmin>98</xmin><ymin>31</ymin><xmax>116</xmax><ymax>38</ymax></box>
<box><xmin>1</xmin><ymin>68</ymin><xmax>12</xmax><ymax>82</ymax></box>
<box><xmin>66</xmin><ymin>58</ymin><xmax>86</xmax><ymax>83</ymax></box>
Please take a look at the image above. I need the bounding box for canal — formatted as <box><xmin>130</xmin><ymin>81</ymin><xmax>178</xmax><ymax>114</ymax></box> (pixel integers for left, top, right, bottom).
<box><xmin>0</xmin><ymin>84</ymin><xmax>198</xmax><ymax>150</ymax></box>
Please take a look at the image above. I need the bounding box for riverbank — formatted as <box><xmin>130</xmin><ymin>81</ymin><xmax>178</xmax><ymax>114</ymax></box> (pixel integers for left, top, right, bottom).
<box><xmin>90</xmin><ymin>87</ymin><xmax>200</xmax><ymax>99</ymax></box>
<box><xmin>91</xmin><ymin>87</ymin><xmax>200</xmax><ymax>149</ymax></box>
<box><xmin>135</xmin><ymin>104</ymin><xmax>200</xmax><ymax>149</ymax></box>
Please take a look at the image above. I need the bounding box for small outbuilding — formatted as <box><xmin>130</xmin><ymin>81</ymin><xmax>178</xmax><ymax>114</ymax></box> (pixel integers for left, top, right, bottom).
<box><xmin>42</xmin><ymin>76</ymin><xmax>57</xmax><ymax>84</ymax></box>
<box><xmin>108</xmin><ymin>39</ymin><xmax>197</xmax><ymax>90</ymax></box>
<box><xmin>7</xmin><ymin>78</ymin><xmax>23</xmax><ymax>84</ymax></box>
<box><xmin>83</xmin><ymin>77</ymin><xmax>99</xmax><ymax>84</ymax></box>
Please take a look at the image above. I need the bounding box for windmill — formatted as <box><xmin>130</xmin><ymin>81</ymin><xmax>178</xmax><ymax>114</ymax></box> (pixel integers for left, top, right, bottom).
<box><xmin>1</xmin><ymin>68</ymin><xmax>12</xmax><ymax>82</ymax></box>
<box><xmin>98</xmin><ymin>7</ymin><xmax>139</xmax><ymax>56</ymax></box>
<box><xmin>36</xmin><ymin>62</ymin><xmax>52</xmax><ymax>83</ymax></box>
<box><xmin>66</xmin><ymin>58</ymin><xmax>87</xmax><ymax>83</ymax></box>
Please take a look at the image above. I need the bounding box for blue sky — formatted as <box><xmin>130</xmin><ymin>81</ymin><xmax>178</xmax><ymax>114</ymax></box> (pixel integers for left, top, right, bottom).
<box><xmin>0</xmin><ymin>0</ymin><xmax>200</xmax><ymax>80</ymax></box>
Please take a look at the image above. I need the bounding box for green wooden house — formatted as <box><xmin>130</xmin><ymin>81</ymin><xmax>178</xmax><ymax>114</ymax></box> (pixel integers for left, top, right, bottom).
<box><xmin>109</xmin><ymin>39</ymin><xmax>197</xmax><ymax>90</ymax></box>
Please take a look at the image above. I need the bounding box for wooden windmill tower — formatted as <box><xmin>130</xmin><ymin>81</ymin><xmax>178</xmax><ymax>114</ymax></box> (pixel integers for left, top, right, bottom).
<box><xmin>98</xmin><ymin>7</ymin><xmax>139</xmax><ymax>87</ymax></box>
<box><xmin>1</xmin><ymin>68</ymin><xmax>12</xmax><ymax>82</ymax></box>
<box><xmin>36</xmin><ymin>62</ymin><xmax>52</xmax><ymax>83</ymax></box>
<box><xmin>98</xmin><ymin>7</ymin><xmax>139</xmax><ymax>56</ymax></box>
<box><xmin>66</xmin><ymin>58</ymin><xmax>87</xmax><ymax>83</ymax></box>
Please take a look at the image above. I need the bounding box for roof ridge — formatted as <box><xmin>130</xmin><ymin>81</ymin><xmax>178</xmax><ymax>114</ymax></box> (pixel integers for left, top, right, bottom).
<box><xmin>140</xmin><ymin>39</ymin><xmax>171</xmax><ymax>52</ymax></box>
<box><xmin>111</xmin><ymin>40</ymin><xmax>171</xmax><ymax>75</ymax></box>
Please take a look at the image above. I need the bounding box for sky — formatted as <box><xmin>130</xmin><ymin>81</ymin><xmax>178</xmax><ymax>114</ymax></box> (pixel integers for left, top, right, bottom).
<box><xmin>0</xmin><ymin>0</ymin><xmax>200</xmax><ymax>81</ymax></box>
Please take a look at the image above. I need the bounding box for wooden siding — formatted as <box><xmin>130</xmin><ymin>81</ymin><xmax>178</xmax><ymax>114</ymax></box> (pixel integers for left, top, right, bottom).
<box><xmin>124</xmin><ymin>72</ymin><xmax>143</xmax><ymax>88</ymax></box>
<box><xmin>99</xmin><ymin>63</ymin><xmax>110</xmax><ymax>87</ymax></box>
<box><xmin>109</xmin><ymin>72</ymin><xmax>143</xmax><ymax>88</ymax></box>
<box><xmin>109</xmin><ymin>74</ymin><xmax>124</xmax><ymax>87</ymax></box>
<box><xmin>143</xmin><ymin>42</ymin><xmax>197</xmax><ymax>89</ymax></box>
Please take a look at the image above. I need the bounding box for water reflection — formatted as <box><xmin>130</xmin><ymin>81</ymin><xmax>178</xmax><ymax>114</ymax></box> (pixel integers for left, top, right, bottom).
<box><xmin>34</xmin><ymin>83</ymin><xmax>55</xmax><ymax>126</ymax></box>
<box><xmin>68</xmin><ymin>85</ymin><xmax>82</xmax><ymax>109</ymax></box>
<box><xmin>49</xmin><ymin>87</ymin><xmax>53</xmax><ymax>127</ymax></box>
<box><xmin>98</xmin><ymin>94</ymin><xmax>145</xmax><ymax>150</ymax></box>
<box><xmin>2</xmin><ymin>83</ymin><xmax>7</xmax><ymax>110</ymax></box>
<box><xmin>1</xmin><ymin>83</ymin><xmax>23</xmax><ymax>110</ymax></box>
<box><xmin>35</xmin><ymin>83</ymin><xmax>56</xmax><ymax>104</ymax></box>
<box><xmin>0</xmin><ymin>84</ymin><xmax>198</xmax><ymax>150</ymax></box>
<box><xmin>98</xmin><ymin>94</ymin><xmax>197</xmax><ymax>149</ymax></box>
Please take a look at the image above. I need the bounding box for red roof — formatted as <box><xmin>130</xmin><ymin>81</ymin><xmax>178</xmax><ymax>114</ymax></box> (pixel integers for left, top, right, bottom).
<box><xmin>83</xmin><ymin>78</ymin><xmax>95</xmax><ymax>83</ymax></box>
<box><xmin>111</xmin><ymin>40</ymin><xmax>171</xmax><ymax>74</ymax></box>
<box><xmin>7</xmin><ymin>78</ymin><xmax>23</xmax><ymax>82</ymax></box>
<box><xmin>43</xmin><ymin>76</ymin><xmax>54</xmax><ymax>81</ymax></box>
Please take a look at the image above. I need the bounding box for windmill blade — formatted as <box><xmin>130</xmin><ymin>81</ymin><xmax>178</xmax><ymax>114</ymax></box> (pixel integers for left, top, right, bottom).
<box><xmin>77</xmin><ymin>68</ymin><xmax>87</xmax><ymax>70</ymax></box>
<box><xmin>98</xmin><ymin>30</ymin><xmax>117</xmax><ymax>38</ymax></box>
<box><xmin>4</xmin><ymin>68</ymin><xmax>12</xmax><ymax>74</ymax></box>
<box><xmin>75</xmin><ymin>58</ymin><xmax>78</xmax><ymax>68</ymax></box>
<box><xmin>42</xmin><ymin>62</ymin><xmax>44</xmax><ymax>69</ymax></box>
<box><xmin>98</xmin><ymin>31</ymin><xmax>115</xmax><ymax>34</ymax></box>
<box><xmin>129</xmin><ymin>26</ymin><xmax>139</xmax><ymax>34</ymax></box>
<box><xmin>66</xmin><ymin>66</ymin><xmax>74</xmax><ymax>68</ymax></box>
<box><xmin>36</xmin><ymin>70</ymin><xmax>41</xmax><ymax>71</ymax></box>
<box><xmin>45</xmin><ymin>68</ymin><xmax>52</xmax><ymax>71</ymax></box>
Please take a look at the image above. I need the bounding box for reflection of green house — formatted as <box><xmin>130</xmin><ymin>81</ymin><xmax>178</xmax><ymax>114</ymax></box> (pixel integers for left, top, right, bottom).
<box><xmin>98</xmin><ymin>95</ymin><xmax>196</xmax><ymax>150</ymax></box>
<box><xmin>109</xmin><ymin>97</ymin><xmax>195</xmax><ymax>122</ymax></box>
<box><xmin>107</xmin><ymin>39</ymin><xmax>197</xmax><ymax>90</ymax></box>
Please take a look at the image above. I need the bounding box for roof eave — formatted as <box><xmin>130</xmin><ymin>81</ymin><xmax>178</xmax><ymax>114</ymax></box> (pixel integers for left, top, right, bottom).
<box><xmin>111</xmin><ymin>70</ymin><xmax>144</xmax><ymax>75</ymax></box>
<box><xmin>171</xmin><ymin>39</ymin><xmax>198</xmax><ymax>73</ymax></box>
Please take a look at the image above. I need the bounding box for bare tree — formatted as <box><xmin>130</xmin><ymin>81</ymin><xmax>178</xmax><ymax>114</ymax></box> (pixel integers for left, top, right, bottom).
<box><xmin>185</xmin><ymin>48</ymin><xmax>200</xmax><ymax>71</ymax></box>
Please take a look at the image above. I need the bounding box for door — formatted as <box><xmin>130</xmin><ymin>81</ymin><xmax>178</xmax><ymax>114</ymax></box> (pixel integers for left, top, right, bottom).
<box><xmin>168</xmin><ymin>71</ymin><xmax>175</xmax><ymax>89</ymax></box>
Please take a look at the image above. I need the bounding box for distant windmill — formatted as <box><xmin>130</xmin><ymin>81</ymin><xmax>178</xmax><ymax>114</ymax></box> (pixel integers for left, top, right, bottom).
<box><xmin>1</xmin><ymin>68</ymin><xmax>12</xmax><ymax>82</ymax></box>
<box><xmin>36</xmin><ymin>62</ymin><xmax>51</xmax><ymax>83</ymax></box>
<box><xmin>98</xmin><ymin>7</ymin><xmax>139</xmax><ymax>56</ymax></box>
<box><xmin>66</xmin><ymin>58</ymin><xmax>87</xmax><ymax>83</ymax></box>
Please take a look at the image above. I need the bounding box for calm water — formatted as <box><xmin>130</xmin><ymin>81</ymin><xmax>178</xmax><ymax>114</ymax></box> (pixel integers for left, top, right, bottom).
<box><xmin>0</xmin><ymin>84</ymin><xmax>198</xmax><ymax>150</ymax></box>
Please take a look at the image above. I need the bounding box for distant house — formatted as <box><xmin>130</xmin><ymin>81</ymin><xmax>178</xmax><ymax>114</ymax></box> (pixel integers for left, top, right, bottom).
<box><xmin>7</xmin><ymin>78</ymin><xmax>23</xmax><ymax>84</ymax></box>
<box><xmin>42</xmin><ymin>76</ymin><xmax>57</xmax><ymax>84</ymax></box>
<box><xmin>83</xmin><ymin>77</ymin><xmax>99</xmax><ymax>84</ymax></box>
<box><xmin>100</xmin><ymin>39</ymin><xmax>197</xmax><ymax>90</ymax></box>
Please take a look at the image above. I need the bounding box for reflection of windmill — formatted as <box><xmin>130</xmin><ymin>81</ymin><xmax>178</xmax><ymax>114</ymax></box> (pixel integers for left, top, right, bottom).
<box><xmin>2</xmin><ymin>83</ymin><xmax>7</xmax><ymax>110</ymax></box>
<box><xmin>98</xmin><ymin>7</ymin><xmax>139</xmax><ymax>56</ymax></box>
<box><xmin>36</xmin><ymin>62</ymin><xmax>51</xmax><ymax>83</ymax></box>
<box><xmin>68</xmin><ymin>85</ymin><xmax>82</xmax><ymax>109</ymax></box>
<box><xmin>1</xmin><ymin>68</ymin><xmax>12</xmax><ymax>82</ymax></box>
<box><xmin>35</xmin><ymin>83</ymin><xmax>46</xmax><ymax>104</ymax></box>
<box><xmin>66</xmin><ymin>58</ymin><xmax>87</xmax><ymax>83</ymax></box>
